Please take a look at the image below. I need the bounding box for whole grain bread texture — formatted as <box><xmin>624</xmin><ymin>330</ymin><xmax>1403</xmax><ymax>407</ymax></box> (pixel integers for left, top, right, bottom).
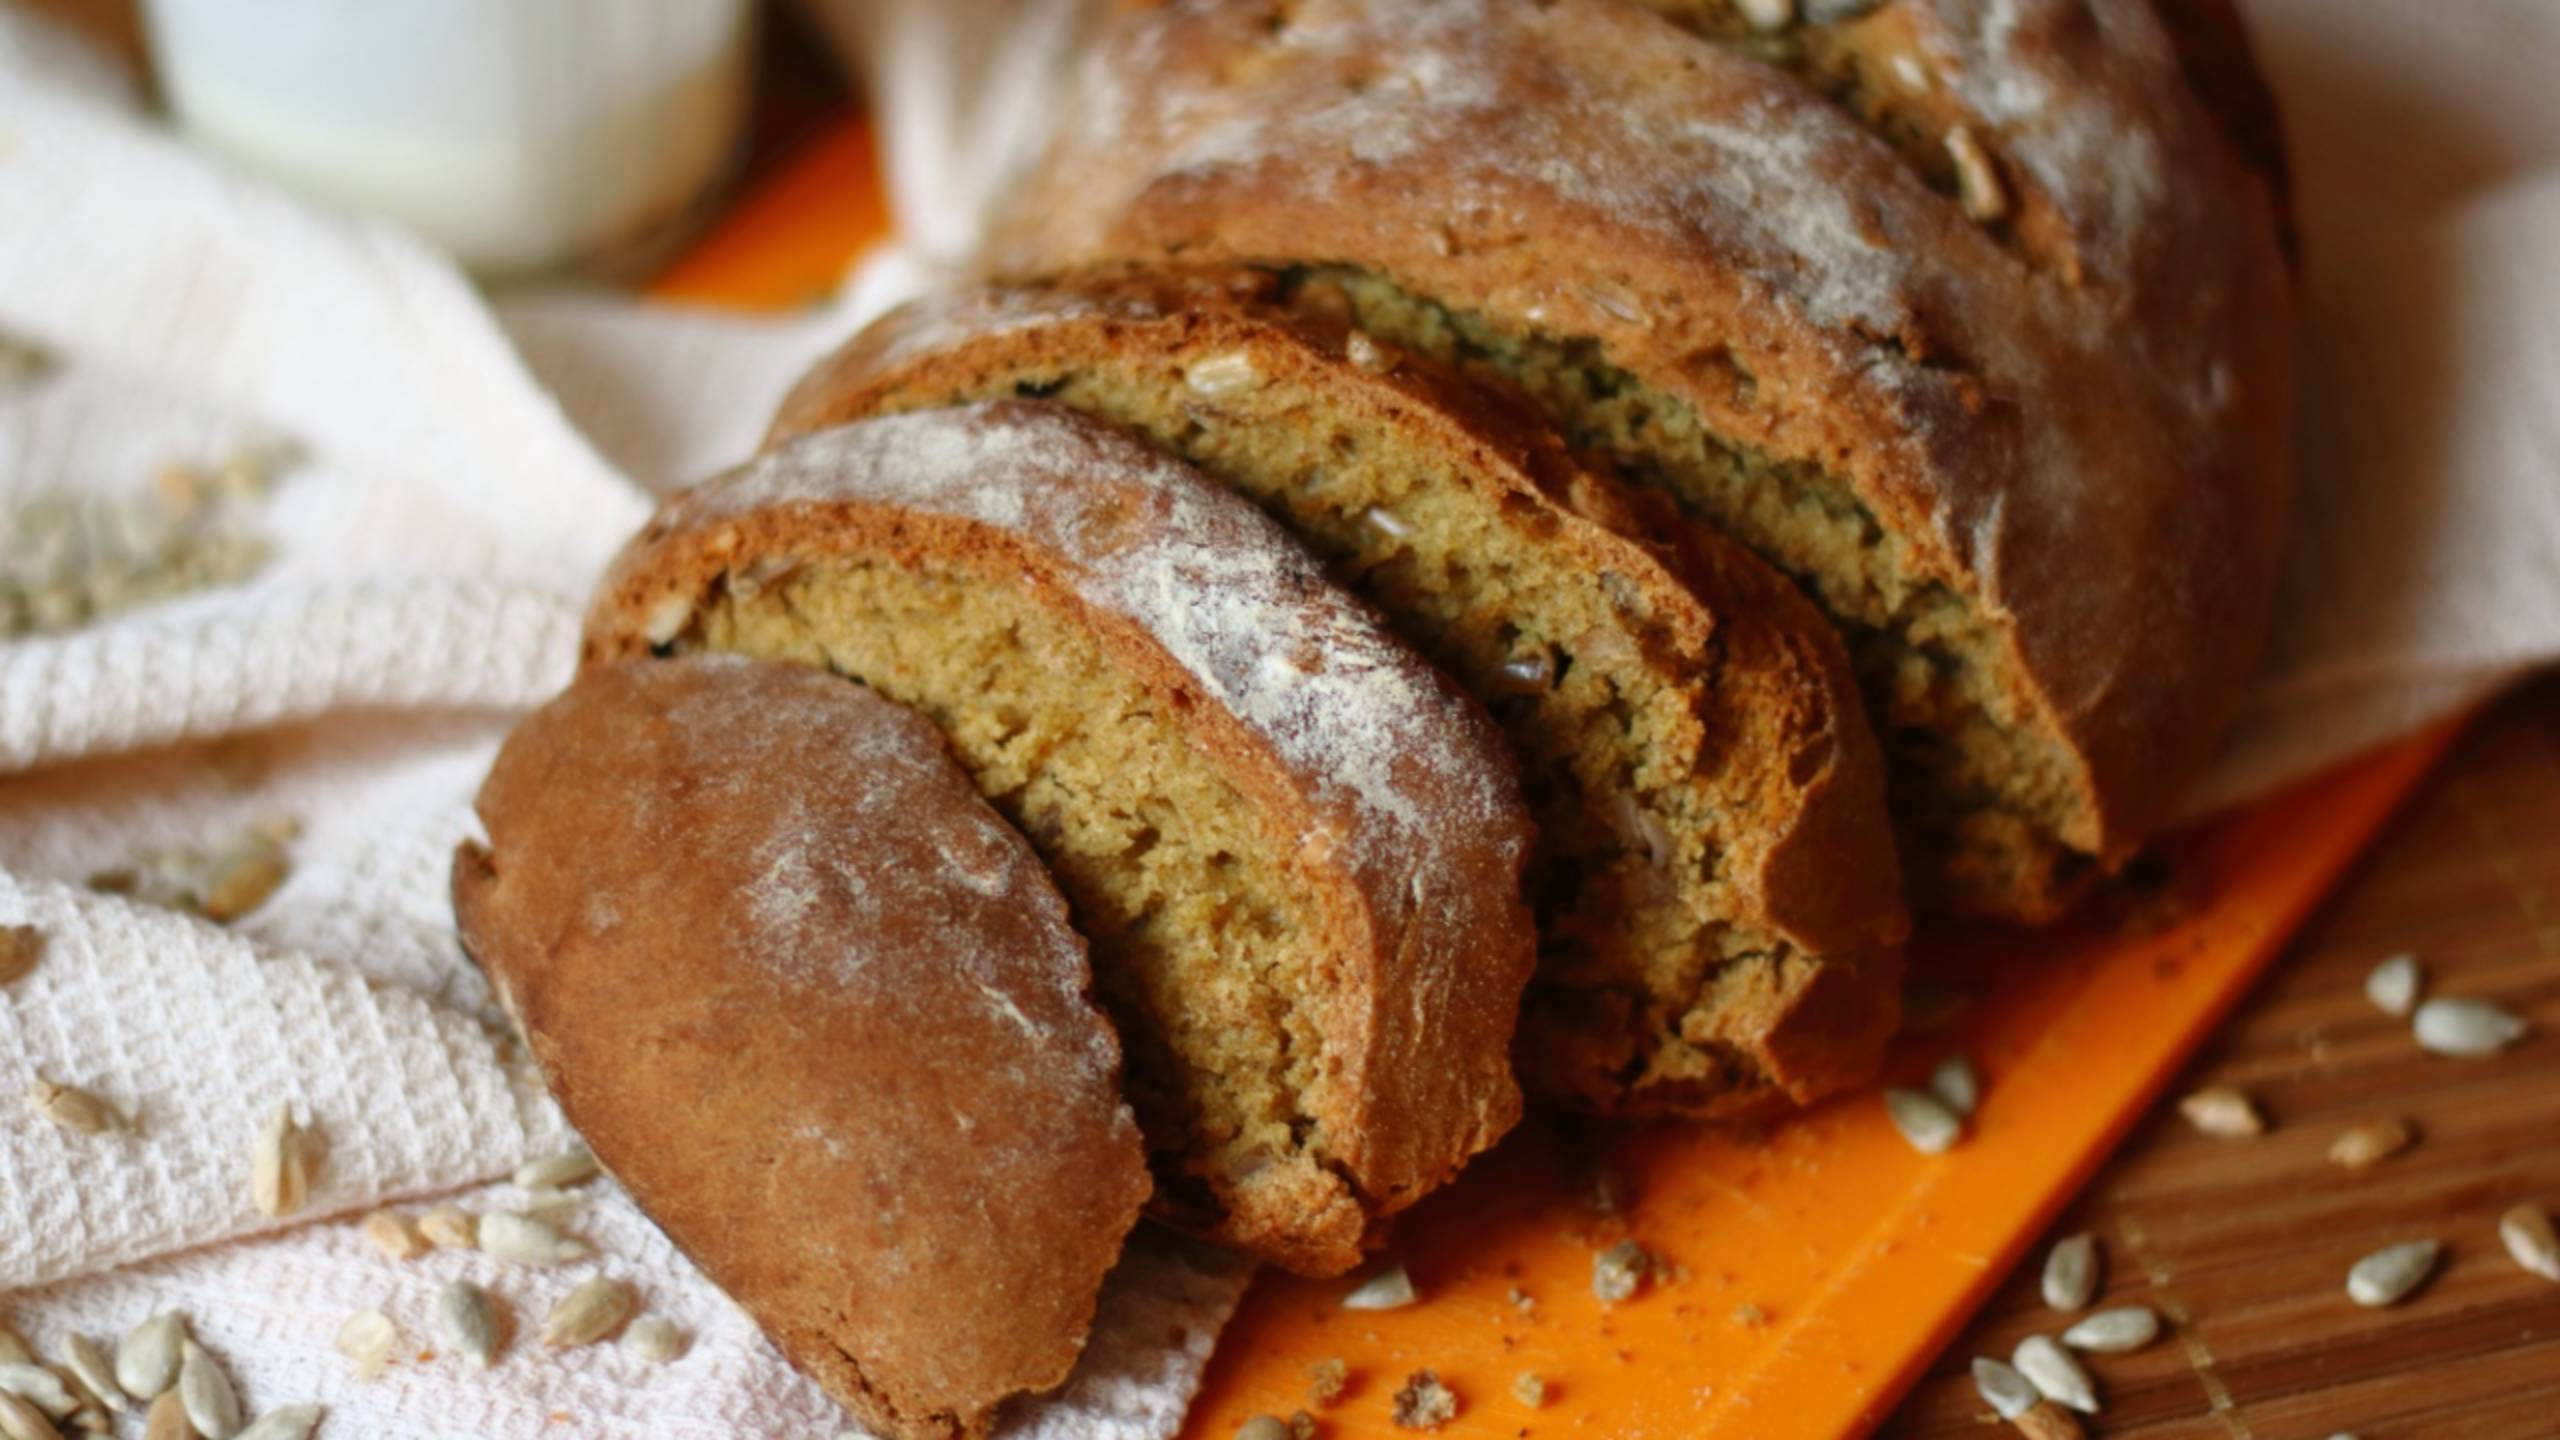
<box><xmin>452</xmin><ymin>653</ymin><xmax>1149</xmax><ymax>1440</ymax></box>
<box><xmin>986</xmin><ymin>0</ymin><xmax>2295</xmax><ymax>921</ymax></box>
<box><xmin>585</xmin><ymin>400</ymin><xmax>1537</xmax><ymax>1274</ymax></box>
<box><xmin>771</xmin><ymin>271</ymin><xmax>1906</xmax><ymax>1117</ymax></box>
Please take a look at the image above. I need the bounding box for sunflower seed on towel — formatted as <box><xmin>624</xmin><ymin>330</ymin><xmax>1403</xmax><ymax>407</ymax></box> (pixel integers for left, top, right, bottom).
<box><xmin>58</xmin><ymin>1338</ymin><xmax>121</xmax><ymax>1415</ymax></box>
<box><xmin>140</xmin><ymin>1392</ymin><xmax>188</xmax><ymax>1440</ymax></box>
<box><xmin>115</xmin><ymin>1314</ymin><xmax>185</xmax><ymax>1400</ymax></box>
<box><xmin>623</xmin><ymin>1317</ymin><xmax>688</xmax><ymax>1364</ymax></box>
<box><xmin>335</xmin><ymin>1310</ymin><xmax>397</xmax><ymax>1381</ymax></box>
<box><xmin>542</xmin><ymin>1277</ymin><xmax>634</xmax><ymax>1349</ymax></box>
<box><xmin>2011</xmin><ymin>1335</ymin><xmax>2098</xmax><ymax>1414</ymax></box>
<box><xmin>234</xmin><ymin>1404</ymin><xmax>322</xmax><ymax>1440</ymax></box>
<box><xmin>251</xmin><ymin>1104</ymin><xmax>312</xmax><ymax>1218</ymax></box>
<box><xmin>0</xmin><ymin>1368</ymin><xmax>74</xmax><ymax>1419</ymax></box>
<box><xmin>0</xmin><ymin>1391</ymin><xmax>59</xmax><ymax>1440</ymax></box>
<box><xmin>476</xmin><ymin>1212</ymin><xmax>587</xmax><ymax>1267</ymax></box>
<box><xmin>436</xmin><ymin>1282</ymin><xmax>504</xmax><ymax>1369</ymax></box>
<box><xmin>512</xmin><ymin>1146</ymin><xmax>599</xmax><ymax>1190</ymax></box>
<box><xmin>2346</xmin><ymin>1240</ymin><xmax>2441</xmax><ymax>1307</ymax></box>
<box><xmin>2061</xmin><ymin>1305</ymin><xmax>2159</xmax><ymax>1353</ymax></box>
<box><xmin>2040</xmin><ymin>1233</ymin><xmax>2098</xmax><ymax>1312</ymax></box>
<box><xmin>177</xmin><ymin>1342</ymin><xmax>241</xmax><ymax>1440</ymax></box>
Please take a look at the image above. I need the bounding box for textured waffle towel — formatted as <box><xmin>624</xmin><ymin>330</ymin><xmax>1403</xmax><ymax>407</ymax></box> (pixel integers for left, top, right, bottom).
<box><xmin>3</xmin><ymin>1</ymin><xmax>2558</xmax><ymax>1437</ymax></box>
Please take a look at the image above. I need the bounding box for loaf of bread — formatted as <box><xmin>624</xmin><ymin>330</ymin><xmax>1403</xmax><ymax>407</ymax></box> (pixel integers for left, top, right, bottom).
<box><xmin>771</xmin><ymin>271</ymin><xmax>1906</xmax><ymax>1116</ymax></box>
<box><xmin>452</xmin><ymin>654</ymin><xmax>1148</xmax><ymax>1440</ymax></box>
<box><xmin>585</xmin><ymin>400</ymin><xmax>1537</xmax><ymax>1274</ymax></box>
<box><xmin>987</xmin><ymin>0</ymin><xmax>2295</xmax><ymax>921</ymax></box>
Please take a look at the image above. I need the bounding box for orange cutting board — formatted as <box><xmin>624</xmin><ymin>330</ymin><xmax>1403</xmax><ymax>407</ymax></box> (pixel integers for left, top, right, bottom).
<box><xmin>648</xmin><ymin>117</ymin><xmax>2465</xmax><ymax>1440</ymax></box>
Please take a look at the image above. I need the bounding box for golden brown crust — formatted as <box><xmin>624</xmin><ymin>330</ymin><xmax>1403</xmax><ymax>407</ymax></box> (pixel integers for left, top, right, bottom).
<box><xmin>987</xmin><ymin>0</ymin><xmax>2295</xmax><ymax>921</ymax></box>
<box><xmin>583</xmin><ymin>401</ymin><xmax>1536</xmax><ymax>1272</ymax></box>
<box><xmin>452</xmin><ymin>654</ymin><xmax>1148</xmax><ymax>1440</ymax></box>
<box><xmin>769</xmin><ymin>272</ymin><xmax>1905</xmax><ymax>1115</ymax></box>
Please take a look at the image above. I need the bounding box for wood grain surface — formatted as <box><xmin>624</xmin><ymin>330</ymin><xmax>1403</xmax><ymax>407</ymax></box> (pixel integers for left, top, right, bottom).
<box><xmin>1884</xmin><ymin>676</ymin><xmax>2560</xmax><ymax>1440</ymax></box>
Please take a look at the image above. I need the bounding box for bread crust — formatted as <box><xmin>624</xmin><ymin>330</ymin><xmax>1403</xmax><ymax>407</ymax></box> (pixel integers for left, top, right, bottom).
<box><xmin>987</xmin><ymin>0</ymin><xmax>2294</xmax><ymax>919</ymax></box>
<box><xmin>585</xmin><ymin>401</ymin><xmax>1536</xmax><ymax>1273</ymax></box>
<box><xmin>770</xmin><ymin>273</ymin><xmax>1905</xmax><ymax>1114</ymax></box>
<box><xmin>452</xmin><ymin>654</ymin><xmax>1148</xmax><ymax>1440</ymax></box>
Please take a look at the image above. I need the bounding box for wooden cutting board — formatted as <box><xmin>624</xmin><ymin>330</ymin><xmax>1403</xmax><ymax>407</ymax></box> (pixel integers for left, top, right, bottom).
<box><xmin>650</xmin><ymin>117</ymin><xmax>2538</xmax><ymax>1440</ymax></box>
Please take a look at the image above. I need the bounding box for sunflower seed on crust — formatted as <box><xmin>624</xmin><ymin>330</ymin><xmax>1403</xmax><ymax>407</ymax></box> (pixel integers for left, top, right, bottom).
<box><xmin>1341</xmin><ymin>1266</ymin><xmax>1415</xmax><ymax>1311</ymax></box>
<box><xmin>2365</xmin><ymin>953</ymin><xmax>2421</xmax><ymax>1016</ymax></box>
<box><xmin>416</xmin><ymin>1205</ymin><xmax>477</xmax><ymax>1251</ymax></box>
<box><xmin>334</xmin><ymin>1311</ymin><xmax>397</xmax><ymax>1381</ymax></box>
<box><xmin>2061</xmin><ymin>1305</ymin><xmax>2159</xmax><ymax>1353</ymax></box>
<box><xmin>2413</xmin><ymin>997</ymin><xmax>2530</xmax><ymax>1057</ymax></box>
<box><xmin>141</xmin><ymin>1392</ymin><xmax>190</xmax><ymax>1440</ymax></box>
<box><xmin>233</xmin><ymin>1405</ymin><xmax>321</xmax><ymax>1440</ymax></box>
<box><xmin>2040</xmin><ymin>1233</ymin><xmax>2098</xmax><ymax>1312</ymax></box>
<box><xmin>622</xmin><ymin>1317</ymin><xmax>687</xmax><ymax>1365</ymax></box>
<box><xmin>28</xmin><ymin>1081</ymin><xmax>131</xmax><ymax>1137</ymax></box>
<box><xmin>251</xmin><ymin>1105</ymin><xmax>311</xmax><ymax>1218</ymax></box>
<box><xmin>0</xmin><ymin>1392</ymin><xmax>58</xmax><ymax>1440</ymax></box>
<box><xmin>2012</xmin><ymin>1400</ymin><xmax>2087</xmax><ymax>1440</ymax></box>
<box><xmin>1970</xmin><ymin>1358</ymin><xmax>2038</xmax><ymax>1420</ymax></box>
<box><xmin>1945</xmin><ymin>124</ymin><xmax>2009</xmax><ymax>223</ymax></box>
<box><xmin>2346</xmin><ymin>1240</ymin><xmax>2441</xmax><ymax>1307</ymax></box>
<box><xmin>57</xmin><ymin>1339</ymin><xmax>120</xmax><ymax>1415</ymax></box>
<box><xmin>2011</xmin><ymin>1335</ymin><xmax>2097</xmax><ymax>1414</ymax></box>
<box><xmin>2327</xmin><ymin>1117</ymin><xmax>2413</xmax><ymax>1170</ymax></box>
<box><xmin>511</xmin><ymin>1146</ymin><xmax>599</xmax><ymax>1190</ymax></box>
<box><xmin>1884</xmin><ymin>1086</ymin><xmax>1963</xmax><ymax>1153</ymax></box>
<box><xmin>2499</xmin><ymin>1204</ymin><xmax>2559</xmax><ymax>1282</ymax></box>
<box><xmin>115</xmin><ymin>1315</ymin><xmax>185</xmax><ymax>1401</ymax></box>
<box><xmin>0</xmin><ymin>925</ymin><xmax>42</xmax><ymax>985</ymax></box>
<box><xmin>436</xmin><ymin>1281</ymin><xmax>503</xmax><ymax>1369</ymax></box>
<box><xmin>175</xmin><ymin>1343</ymin><xmax>239</xmax><ymax>1440</ymax></box>
<box><xmin>1929</xmin><ymin>1054</ymin><xmax>1981</xmax><ymax>1117</ymax></box>
<box><xmin>2178</xmin><ymin>1084</ymin><xmax>2263</xmax><ymax>1137</ymax></box>
<box><xmin>542</xmin><ymin>1276</ymin><xmax>635</xmax><ymax>1349</ymax></box>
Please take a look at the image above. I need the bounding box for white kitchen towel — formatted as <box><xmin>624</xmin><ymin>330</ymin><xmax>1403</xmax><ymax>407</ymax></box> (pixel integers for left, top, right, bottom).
<box><xmin>2</xmin><ymin>1</ymin><xmax>2558</xmax><ymax>1438</ymax></box>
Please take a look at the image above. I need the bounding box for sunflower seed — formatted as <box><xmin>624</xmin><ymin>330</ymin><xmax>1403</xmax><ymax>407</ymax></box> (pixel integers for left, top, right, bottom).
<box><xmin>1946</xmin><ymin>125</ymin><xmax>2010</xmax><ymax>223</ymax></box>
<box><xmin>0</xmin><ymin>1392</ymin><xmax>57</xmax><ymax>1440</ymax></box>
<box><xmin>416</xmin><ymin>1205</ymin><xmax>477</xmax><ymax>1251</ymax></box>
<box><xmin>2012</xmin><ymin>1400</ymin><xmax>2088</xmax><ymax>1440</ymax></box>
<box><xmin>1341</xmin><ymin>1265</ymin><xmax>1416</xmax><ymax>1311</ymax></box>
<box><xmin>1593</xmin><ymin>1240</ymin><xmax>1655</xmax><ymax>1304</ymax></box>
<box><xmin>543</xmin><ymin>1276</ymin><xmax>635</xmax><ymax>1349</ymax></box>
<box><xmin>28</xmin><ymin>1081</ymin><xmax>132</xmax><ymax>1137</ymax></box>
<box><xmin>66</xmin><ymin>1412</ymin><xmax>105</xmax><ymax>1438</ymax></box>
<box><xmin>0</xmin><ymin>1333</ymin><xmax>26</xmax><ymax>1368</ymax></box>
<box><xmin>1236</xmin><ymin>1418</ymin><xmax>1291</xmax><ymax>1440</ymax></box>
<box><xmin>2499</xmin><ymin>1204</ymin><xmax>2559</xmax><ymax>1282</ymax></box>
<box><xmin>2040</xmin><ymin>1233</ymin><xmax>2099</xmax><ymax>1312</ymax></box>
<box><xmin>516</xmin><ymin>1187</ymin><xmax>585</xmax><ymax>1221</ymax></box>
<box><xmin>233</xmin><ymin>1405</ymin><xmax>321</xmax><ymax>1440</ymax></box>
<box><xmin>2346</xmin><ymin>1239</ymin><xmax>2441</xmax><ymax>1307</ymax></box>
<box><xmin>141</xmin><ymin>1391</ymin><xmax>190</xmax><ymax>1440</ymax></box>
<box><xmin>2061</xmin><ymin>1305</ymin><xmax>2159</xmax><ymax>1353</ymax></box>
<box><xmin>2012</xmin><ymin>1335</ymin><xmax>2098</xmax><ymax>1414</ymax></box>
<box><xmin>2412</xmin><ymin>997</ymin><xmax>2529</xmax><ymax>1057</ymax></box>
<box><xmin>2365</xmin><ymin>953</ymin><xmax>2421</xmax><ymax>1016</ymax></box>
<box><xmin>333</xmin><ymin>1311</ymin><xmax>397</xmax><ymax>1381</ymax></box>
<box><xmin>476</xmin><ymin>1212</ymin><xmax>588</xmax><ymax>1267</ymax></box>
<box><xmin>436</xmin><ymin>1282</ymin><xmax>503</xmax><ymax>1369</ymax></box>
<box><xmin>358</xmin><ymin>1211</ymin><xmax>422</xmax><ymax>1261</ymax></box>
<box><xmin>1184</xmin><ymin>352</ymin><xmax>1262</xmax><ymax>398</ymax></box>
<box><xmin>1884</xmin><ymin>1086</ymin><xmax>1963</xmax><ymax>1153</ymax></box>
<box><xmin>0</xmin><ymin>925</ymin><xmax>43</xmax><ymax>985</ymax></box>
<box><xmin>0</xmin><ymin>1368</ymin><xmax>74</xmax><ymax>1418</ymax></box>
<box><xmin>1737</xmin><ymin>0</ymin><xmax>1794</xmax><ymax>32</ymax></box>
<box><xmin>1929</xmin><ymin>1054</ymin><xmax>1982</xmax><ymax>1117</ymax></box>
<box><xmin>622</xmin><ymin>1317</ymin><xmax>687</xmax><ymax>1365</ymax></box>
<box><xmin>1344</xmin><ymin>332</ymin><xmax>1392</xmax><ymax>373</ymax></box>
<box><xmin>2178</xmin><ymin>1084</ymin><xmax>2263</xmax><ymax>1137</ymax></box>
<box><xmin>511</xmin><ymin>1146</ymin><xmax>599</xmax><ymax>1190</ymax></box>
<box><xmin>57</xmin><ymin>1340</ymin><xmax>119</xmax><ymax>1416</ymax></box>
<box><xmin>1971</xmin><ymin>1358</ymin><xmax>2038</xmax><ymax>1420</ymax></box>
<box><xmin>175</xmin><ymin>1344</ymin><xmax>239</xmax><ymax>1440</ymax></box>
<box><xmin>251</xmin><ymin>1105</ymin><xmax>311</xmax><ymax>1218</ymax></box>
<box><xmin>2327</xmin><ymin>1117</ymin><xmax>2413</xmax><ymax>1170</ymax></box>
<box><xmin>115</xmin><ymin>1315</ymin><xmax>185</xmax><ymax>1400</ymax></box>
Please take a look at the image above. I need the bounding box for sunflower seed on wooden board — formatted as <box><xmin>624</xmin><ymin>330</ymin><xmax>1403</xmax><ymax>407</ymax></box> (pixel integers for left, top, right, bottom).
<box><xmin>233</xmin><ymin>1405</ymin><xmax>321</xmax><ymax>1440</ymax></box>
<box><xmin>1884</xmin><ymin>1086</ymin><xmax>1964</xmax><ymax>1153</ymax></box>
<box><xmin>28</xmin><ymin>1081</ymin><xmax>132</xmax><ymax>1137</ymax></box>
<box><xmin>436</xmin><ymin>1282</ymin><xmax>503</xmax><ymax>1369</ymax></box>
<box><xmin>115</xmin><ymin>1315</ymin><xmax>186</xmax><ymax>1400</ymax></box>
<box><xmin>1341</xmin><ymin>1266</ymin><xmax>1416</xmax><ymax>1311</ymax></box>
<box><xmin>251</xmin><ymin>1105</ymin><xmax>311</xmax><ymax>1218</ymax></box>
<box><xmin>0</xmin><ymin>1367</ymin><xmax>77</xmax><ymax>1419</ymax></box>
<box><xmin>2061</xmin><ymin>1305</ymin><xmax>2160</xmax><ymax>1353</ymax></box>
<box><xmin>141</xmin><ymin>1392</ymin><xmax>191</xmax><ymax>1440</ymax></box>
<box><xmin>2346</xmin><ymin>1240</ymin><xmax>2442</xmax><ymax>1307</ymax></box>
<box><xmin>2040</xmin><ymin>1233</ymin><xmax>2099</xmax><ymax>1312</ymax></box>
<box><xmin>1970</xmin><ymin>1358</ymin><xmax>2039</xmax><ymax>1420</ymax></box>
<box><xmin>543</xmin><ymin>1277</ymin><xmax>635</xmax><ymax>1349</ymax></box>
<box><xmin>622</xmin><ymin>1317</ymin><xmax>687</xmax><ymax>1365</ymax></box>
<box><xmin>334</xmin><ymin>1311</ymin><xmax>397</xmax><ymax>1381</ymax></box>
<box><xmin>2011</xmin><ymin>1400</ymin><xmax>2087</xmax><ymax>1440</ymax></box>
<box><xmin>2011</xmin><ymin>1335</ymin><xmax>2098</xmax><ymax>1414</ymax></box>
<box><xmin>57</xmin><ymin>1339</ymin><xmax>120</xmax><ymax>1415</ymax></box>
<box><xmin>0</xmin><ymin>925</ymin><xmax>43</xmax><ymax>985</ymax></box>
<box><xmin>1929</xmin><ymin>1054</ymin><xmax>1982</xmax><ymax>1117</ymax></box>
<box><xmin>476</xmin><ymin>1212</ymin><xmax>588</xmax><ymax>1267</ymax></box>
<box><xmin>0</xmin><ymin>1391</ymin><xmax>58</xmax><ymax>1440</ymax></box>
<box><xmin>2328</xmin><ymin>1117</ymin><xmax>2414</xmax><ymax>1170</ymax></box>
<box><xmin>2365</xmin><ymin>953</ymin><xmax>2422</xmax><ymax>1016</ymax></box>
<box><xmin>512</xmin><ymin>1146</ymin><xmax>599</xmax><ymax>1190</ymax></box>
<box><xmin>2412</xmin><ymin>997</ymin><xmax>2530</xmax><ymax>1057</ymax></box>
<box><xmin>416</xmin><ymin>1205</ymin><xmax>477</xmax><ymax>1251</ymax></box>
<box><xmin>2178</xmin><ymin>1084</ymin><xmax>2263</xmax><ymax>1137</ymax></box>
<box><xmin>2499</xmin><ymin>1204</ymin><xmax>2560</xmax><ymax>1282</ymax></box>
<box><xmin>176</xmin><ymin>1343</ymin><xmax>240</xmax><ymax>1440</ymax></box>
<box><xmin>358</xmin><ymin>1211</ymin><xmax>422</xmax><ymax>1261</ymax></box>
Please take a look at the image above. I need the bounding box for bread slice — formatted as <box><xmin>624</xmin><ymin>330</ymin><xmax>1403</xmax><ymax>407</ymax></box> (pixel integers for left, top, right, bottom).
<box><xmin>585</xmin><ymin>400</ymin><xmax>1536</xmax><ymax>1274</ymax></box>
<box><xmin>769</xmin><ymin>273</ymin><xmax>1905</xmax><ymax>1117</ymax></box>
<box><xmin>987</xmin><ymin>0</ymin><xmax>2294</xmax><ymax>921</ymax></box>
<box><xmin>453</xmin><ymin>654</ymin><xmax>1148</xmax><ymax>1440</ymax></box>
